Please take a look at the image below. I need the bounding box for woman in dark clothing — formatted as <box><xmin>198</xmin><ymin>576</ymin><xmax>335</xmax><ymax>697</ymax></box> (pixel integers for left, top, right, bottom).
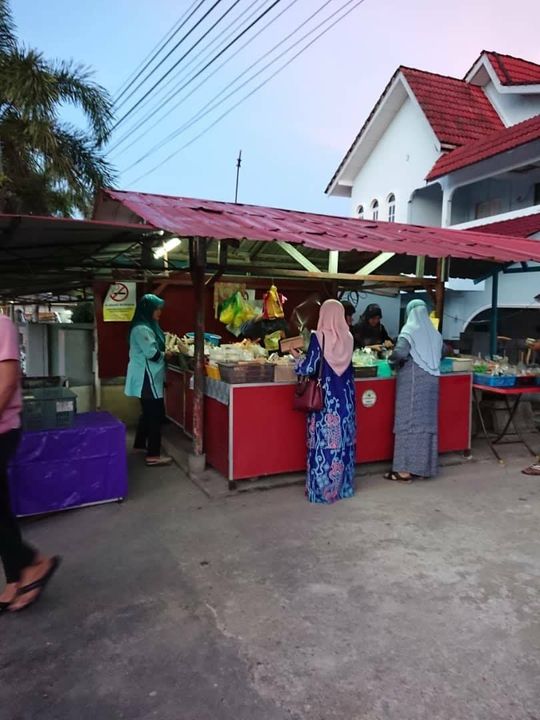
<box><xmin>125</xmin><ymin>294</ymin><xmax>172</xmax><ymax>467</ymax></box>
<box><xmin>352</xmin><ymin>303</ymin><xmax>393</xmax><ymax>350</ymax></box>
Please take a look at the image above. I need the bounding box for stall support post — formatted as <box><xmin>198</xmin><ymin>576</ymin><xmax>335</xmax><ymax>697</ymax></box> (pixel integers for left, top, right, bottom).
<box><xmin>490</xmin><ymin>271</ymin><xmax>499</xmax><ymax>358</ymax></box>
<box><xmin>189</xmin><ymin>237</ymin><xmax>207</xmax><ymax>473</ymax></box>
<box><xmin>435</xmin><ymin>258</ymin><xmax>446</xmax><ymax>333</ymax></box>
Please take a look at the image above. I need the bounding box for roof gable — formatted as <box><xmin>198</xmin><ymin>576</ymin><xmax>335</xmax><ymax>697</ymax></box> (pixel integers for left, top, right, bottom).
<box><xmin>401</xmin><ymin>67</ymin><xmax>503</xmax><ymax>147</ymax></box>
<box><xmin>485</xmin><ymin>51</ymin><xmax>540</xmax><ymax>86</ymax></box>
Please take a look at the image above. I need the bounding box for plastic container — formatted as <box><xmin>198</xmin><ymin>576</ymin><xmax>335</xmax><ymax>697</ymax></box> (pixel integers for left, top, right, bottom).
<box><xmin>22</xmin><ymin>387</ymin><xmax>77</xmax><ymax>431</ymax></box>
<box><xmin>218</xmin><ymin>362</ymin><xmax>274</xmax><ymax>384</ymax></box>
<box><xmin>185</xmin><ymin>332</ymin><xmax>221</xmax><ymax>347</ymax></box>
<box><xmin>376</xmin><ymin>360</ymin><xmax>392</xmax><ymax>378</ymax></box>
<box><xmin>473</xmin><ymin>373</ymin><xmax>516</xmax><ymax>388</ymax></box>
<box><xmin>354</xmin><ymin>366</ymin><xmax>378</xmax><ymax>378</ymax></box>
<box><xmin>205</xmin><ymin>364</ymin><xmax>221</xmax><ymax>381</ymax></box>
<box><xmin>440</xmin><ymin>358</ymin><xmax>454</xmax><ymax>374</ymax></box>
<box><xmin>22</xmin><ymin>376</ymin><xmax>65</xmax><ymax>390</ymax></box>
<box><xmin>515</xmin><ymin>375</ymin><xmax>536</xmax><ymax>387</ymax></box>
<box><xmin>452</xmin><ymin>357</ymin><xmax>474</xmax><ymax>373</ymax></box>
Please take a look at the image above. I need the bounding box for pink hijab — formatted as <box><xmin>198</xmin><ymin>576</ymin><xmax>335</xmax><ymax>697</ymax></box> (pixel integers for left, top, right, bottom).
<box><xmin>315</xmin><ymin>299</ymin><xmax>354</xmax><ymax>376</ymax></box>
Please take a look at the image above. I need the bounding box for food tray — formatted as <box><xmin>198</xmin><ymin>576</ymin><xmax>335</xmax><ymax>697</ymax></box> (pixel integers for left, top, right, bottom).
<box><xmin>354</xmin><ymin>366</ymin><xmax>378</xmax><ymax>378</ymax></box>
<box><xmin>218</xmin><ymin>362</ymin><xmax>274</xmax><ymax>384</ymax></box>
<box><xmin>473</xmin><ymin>373</ymin><xmax>516</xmax><ymax>388</ymax></box>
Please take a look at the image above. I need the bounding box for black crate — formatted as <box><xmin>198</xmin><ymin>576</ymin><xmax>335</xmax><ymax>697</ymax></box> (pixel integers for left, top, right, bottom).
<box><xmin>22</xmin><ymin>387</ymin><xmax>77</xmax><ymax>432</ymax></box>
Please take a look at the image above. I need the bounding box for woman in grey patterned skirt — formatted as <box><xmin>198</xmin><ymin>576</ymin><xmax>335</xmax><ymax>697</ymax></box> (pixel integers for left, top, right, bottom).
<box><xmin>386</xmin><ymin>300</ymin><xmax>443</xmax><ymax>483</ymax></box>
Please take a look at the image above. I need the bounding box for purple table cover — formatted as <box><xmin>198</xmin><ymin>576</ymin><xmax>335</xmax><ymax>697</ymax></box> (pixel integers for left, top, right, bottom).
<box><xmin>9</xmin><ymin>411</ymin><xmax>128</xmax><ymax>517</ymax></box>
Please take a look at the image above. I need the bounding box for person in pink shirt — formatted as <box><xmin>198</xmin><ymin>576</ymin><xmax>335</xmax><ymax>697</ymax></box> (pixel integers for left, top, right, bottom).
<box><xmin>0</xmin><ymin>314</ymin><xmax>60</xmax><ymax>613</ymax></box>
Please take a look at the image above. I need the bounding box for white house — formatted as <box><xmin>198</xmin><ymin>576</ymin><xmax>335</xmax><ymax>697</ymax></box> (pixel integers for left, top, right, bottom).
<box><xmin>326</xmin><ymin>51</ymin><xmax>540</xmax><ymax>342</ymax></box>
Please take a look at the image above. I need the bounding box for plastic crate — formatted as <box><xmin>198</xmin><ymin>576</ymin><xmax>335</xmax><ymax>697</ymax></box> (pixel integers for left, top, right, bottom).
<box><xmin>22</xmin><ymin>387</ymin><xmax>77</xmax><ymax>431</ymax></box>
<box><xmin>440</xmin><ymin>358</ymin><xmax>454</xmax><ymax>374</ymax></box>
<box><xmin>473</xmin><ymin>373</ymin><xmax>516</xmax><ymax>388</ymax></box>
<box><xmin>22</xmin><ymin>376</ymin><xmax>65</xmax><ymax>389</ymax></box>
<box><xmin>218</xmin><ymin>362</ymin><xmax>274</xmax><ymax>384</ymax></box>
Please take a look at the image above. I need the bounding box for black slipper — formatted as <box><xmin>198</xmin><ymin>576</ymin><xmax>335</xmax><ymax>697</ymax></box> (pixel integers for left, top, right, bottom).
<box><xmin>0</xmin><ymin>601</ymin><xmax>13</xmax><ymax>614</ymax></box>
<box><xmin>384</xmin><ymin>471</ymin><xmax>413</xmax><ymax>484</ymax></box>
<box><xmin>10</xmin><ymin>556</ymin><xmax>62</xmax><ymax>612</ymax></box>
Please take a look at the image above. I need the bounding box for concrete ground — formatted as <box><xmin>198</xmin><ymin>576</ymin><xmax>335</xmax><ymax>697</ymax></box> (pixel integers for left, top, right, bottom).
<box><xmin>1</xmin><ymin>447</ymin><xmax>540</xmax><ymax>720</ymax></box>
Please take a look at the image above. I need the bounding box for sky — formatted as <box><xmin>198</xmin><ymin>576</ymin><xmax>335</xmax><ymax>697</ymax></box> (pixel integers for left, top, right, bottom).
<box><xmin>14</xmin><ymin>0</ymin><xmax>540</xmax><ymax>216</ymax></box>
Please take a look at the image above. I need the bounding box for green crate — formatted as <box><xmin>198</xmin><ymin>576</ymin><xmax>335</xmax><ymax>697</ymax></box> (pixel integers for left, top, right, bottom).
<box><xmin>22</xmin><ymin>387</ymin><xmax>77</xmax><ymax>432</ymax></box>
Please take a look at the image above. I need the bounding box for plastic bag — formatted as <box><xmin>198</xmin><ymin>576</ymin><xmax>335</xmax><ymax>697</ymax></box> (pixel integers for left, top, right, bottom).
<box><xmin>263</xmin><ymin>285</ymin><xmax>286</xmax><ymax>319</ymax></box>
<box><xmin>219</xmin><ymin>291</ymin><xmax>257</xmax><ymax>332</ymax></box>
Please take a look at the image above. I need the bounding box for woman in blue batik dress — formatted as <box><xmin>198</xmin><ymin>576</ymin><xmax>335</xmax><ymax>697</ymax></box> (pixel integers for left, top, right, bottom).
<box><xmin>293</xmin><ymin>299</ymin><xmax>356</xmax><ymax>504</ymax></box>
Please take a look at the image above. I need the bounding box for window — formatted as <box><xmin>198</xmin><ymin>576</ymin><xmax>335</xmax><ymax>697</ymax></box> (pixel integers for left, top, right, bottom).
<box><xmin>387</xmin><ymin>193</ymin><xmax>396</xmax><ymax>222</ymax></box>
<box><xmin>475</xmin><ymin>198</ymin><xmax>502</xmax><ymax>219</ymax></box>
<box><xmin>534</xmin><ymin>183</ymin><xmax>540</xmax><ymax>205</ymax></box>
<box><xmin>356</xmin><ymin>204</ymin><xmax>364</xmax><ymax>219</ymax></box>
<box><xmin>370</xmin><ymin>199</ymin><xmax>379</xmax><ymax>220</ymax></box>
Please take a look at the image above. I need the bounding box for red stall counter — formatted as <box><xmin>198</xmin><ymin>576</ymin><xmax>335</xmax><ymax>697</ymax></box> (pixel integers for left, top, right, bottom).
<box><xmin>166</xmin><ymin>369</ymin><xmax>472</xmax><ymax>483</ymax></box>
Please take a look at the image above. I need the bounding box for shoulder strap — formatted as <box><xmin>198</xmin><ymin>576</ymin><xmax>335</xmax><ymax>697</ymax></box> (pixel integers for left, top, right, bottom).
<box><xmin>318</xmin><ymin>333</ymin><xmax>325</xmax><ymax>380</ymax></box>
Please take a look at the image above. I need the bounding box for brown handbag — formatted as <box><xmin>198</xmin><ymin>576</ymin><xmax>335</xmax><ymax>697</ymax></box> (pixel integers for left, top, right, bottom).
<box><xmin>293</xmin><ymin>334</ymin><xmax>325</xmax><ymax>413</ymax></box>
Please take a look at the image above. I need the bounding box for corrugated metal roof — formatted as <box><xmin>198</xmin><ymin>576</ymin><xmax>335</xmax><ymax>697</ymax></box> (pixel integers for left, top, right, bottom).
<box><xmin>427</xmin><ymin>114</ymin><xmax>540</xmax><ymax>180</ymax></box>
<box><xmin>473</xmin><ymin>211</ymin><xmax>540</xmax><ymax>238</ymax></box>
<box><xmin>103</xmin><ymin>189</ymin><xmax>540</xmax><ymax>263</ymax></box>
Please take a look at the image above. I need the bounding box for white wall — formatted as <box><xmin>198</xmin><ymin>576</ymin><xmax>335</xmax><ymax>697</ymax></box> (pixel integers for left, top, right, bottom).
<box><xmin>349</xmin><ymin>97</ymin><xmax>440</xmax><ymax>223</ymax></box>
<box><xmin>484</xmin><ymin>82</ymin><xmax>540</xmax><ymax>126</ymax></box>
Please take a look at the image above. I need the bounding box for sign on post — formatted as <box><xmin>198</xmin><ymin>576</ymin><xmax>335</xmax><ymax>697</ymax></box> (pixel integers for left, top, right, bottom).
<box><xmin>103</xmin><ymin>282</ymin><xmax>136</xmax><ymax>322</ymax></box>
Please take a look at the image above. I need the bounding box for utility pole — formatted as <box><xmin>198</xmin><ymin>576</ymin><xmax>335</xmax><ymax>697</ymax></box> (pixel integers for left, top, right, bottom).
<box><xmin>234</xmin><ymin>150</ymin><xmax>242</xmax><ymax>203</ymax></box>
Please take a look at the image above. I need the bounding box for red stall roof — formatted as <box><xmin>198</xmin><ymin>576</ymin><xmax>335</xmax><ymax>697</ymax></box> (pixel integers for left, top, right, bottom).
<box><xmin>101</xmin><ymin>189</ymin><xmax>540</xmax><ymax>264</ymax></box>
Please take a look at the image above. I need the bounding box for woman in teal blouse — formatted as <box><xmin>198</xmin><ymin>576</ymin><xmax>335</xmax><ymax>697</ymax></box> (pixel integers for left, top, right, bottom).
<box><xmin>125</xmin><ymin>294</ymin><xmax>172</xmax><ymax>466</ymax></box>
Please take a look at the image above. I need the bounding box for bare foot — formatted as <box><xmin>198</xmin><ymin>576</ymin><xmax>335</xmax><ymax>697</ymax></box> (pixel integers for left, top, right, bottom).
<box><xmin>9</xmin><ymin>557</ymin><xmax>59</xmax><ymax>612</ymax></box>
<box><xmin>0</xmin><ymin>583</ymin><xmax>19</xmax><ymax>605</ymax></box>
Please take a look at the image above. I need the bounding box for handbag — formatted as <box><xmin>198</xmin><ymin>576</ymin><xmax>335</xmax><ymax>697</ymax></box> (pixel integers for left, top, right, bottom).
<box><xmin>293</xmin><ymin>334</ymin><xmax>325</xmax><ymax>413</ymax></box>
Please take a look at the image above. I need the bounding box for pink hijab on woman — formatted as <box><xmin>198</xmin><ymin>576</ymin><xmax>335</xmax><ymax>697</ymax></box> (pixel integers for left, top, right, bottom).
<box><xmin>315</xmin><ymin>299</ymin><xmax>354</xmax><ymax>376</ymax></box>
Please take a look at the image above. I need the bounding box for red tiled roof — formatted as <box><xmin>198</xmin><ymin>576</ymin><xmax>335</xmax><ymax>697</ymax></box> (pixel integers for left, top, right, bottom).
<box><xmin>427</xmin><ymin>114</ymin><xmax>540</xmax><ymax>180</ymax></box>
<box><xmin>474</xmin><ymin>212</ymin><xmax>540</xmax><ymax>238</ymax></box>
<box><xmin>401</xmin><ymin>67</ymin><xmax>504</xmax><ymax>147</ymax></box>
<box><xmin>486</xmin><ymin>51</ymin><xmax>540</xmax><ymax>86</ymax></box>
<box><xmin>101</xmin><ymin>189</ymin><xmax>540</xmax><ymax>264</ymax></box>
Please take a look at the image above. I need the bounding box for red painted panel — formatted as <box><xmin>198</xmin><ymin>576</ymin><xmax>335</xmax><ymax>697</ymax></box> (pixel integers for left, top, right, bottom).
<box><xmin>355</xmin><ymin>379</ymin><xmax>396</xmax><ymax>463</ymax></box>
<box><xmin>184</xmin><ymin>372</ymin><xmax>194</xmax><ymax>437</ymax></box>
<box><xmin>204</xmin><ymin>397</ymin><xmax>229</xmax><ymax>478</ymax></box>
<box><xmin>164</xmin><ymin>369</ymin><xmax>185</xmax><ymax>428</ymax></box>
<box><xmin>439</xmin><ymin>374</ymin><xmax>472</xmax><ymax>452</ymax></box>
<box><xmin>232</xmin><ymin>384</ymin><xmax>306</xmax><ymax>480</ymax></box>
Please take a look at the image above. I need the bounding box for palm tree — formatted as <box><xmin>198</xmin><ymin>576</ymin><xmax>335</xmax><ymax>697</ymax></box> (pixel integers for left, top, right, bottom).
<box><xmin>0</xmin><ymin>0</ymin><xmax>115</xmax><ymax>216</ymax></box>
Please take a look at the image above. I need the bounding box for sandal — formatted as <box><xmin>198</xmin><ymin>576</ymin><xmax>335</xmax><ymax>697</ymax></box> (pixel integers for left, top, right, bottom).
<box><xmin>384</xmin><ymin>471</ymin><xmax>414</xmax><ymax>484</ymax></box>
<box><xmin>10</xmin><ymin>556</ymin><xmax>62</xmax><ymax>613</ymax></box>
<box><xmin>522</xmin><ymin>464</ymin><xmax>540</xmax><ymax>476</ymax></box>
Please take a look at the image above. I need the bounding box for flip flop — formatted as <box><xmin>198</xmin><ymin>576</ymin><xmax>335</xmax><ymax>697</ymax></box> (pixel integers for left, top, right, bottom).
<box><xmin>522</xmin><ymin>464</ymin><xmax>540</xmax><ymax>476</ymax></box>
<box><xmin>384</xmin><ymin>471</ymin><xmax>414</xmax><ymax>484</ymax></box>
<box><xmin>10</xmin><ymin>556</ymin><xmax>62</xmax><ymax>613</ymax></box>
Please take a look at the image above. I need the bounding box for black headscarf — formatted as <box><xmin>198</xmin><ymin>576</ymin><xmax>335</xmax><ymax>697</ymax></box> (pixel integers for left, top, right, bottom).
<box><xmin>353</xmin><ymin>303</ymin><xmax>389</xmax><ymax>348</ymax></box>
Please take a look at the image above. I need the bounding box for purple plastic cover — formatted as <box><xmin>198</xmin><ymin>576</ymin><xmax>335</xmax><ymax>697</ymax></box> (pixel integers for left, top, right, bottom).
<box><xmin>9</xmin><ymin>412</ymin><xmax>128</xmax><ymax>517</ymax></box>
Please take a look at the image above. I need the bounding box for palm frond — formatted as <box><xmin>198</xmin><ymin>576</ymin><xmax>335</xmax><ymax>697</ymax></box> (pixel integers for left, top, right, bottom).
<box><xmin>0</xmin><ymin>0</ymin><xmax>16</xmax><ymax>55</ymax></box>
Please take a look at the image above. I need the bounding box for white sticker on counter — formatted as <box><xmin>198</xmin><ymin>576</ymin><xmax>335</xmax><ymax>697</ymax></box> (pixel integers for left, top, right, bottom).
<box><xmin>361</xmin><ymin>390</ymin><xmax>377</xmax><ymax>408</ymax></box>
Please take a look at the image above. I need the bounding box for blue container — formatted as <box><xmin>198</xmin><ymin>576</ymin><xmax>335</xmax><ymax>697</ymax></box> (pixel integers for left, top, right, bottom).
<box><xmin>185</xmin><ymin>332</ymin><xmax>221</xmax><ymax>347</ymax></box>
<box><xmin>440</xmin><ymin>358</ymin><xmax>454</xmax><ymax>374</ymax></box>
<box><xmin>473</xmin><ymin>373</ymin><xmax>516</xmax><ymax>388</ymax></box>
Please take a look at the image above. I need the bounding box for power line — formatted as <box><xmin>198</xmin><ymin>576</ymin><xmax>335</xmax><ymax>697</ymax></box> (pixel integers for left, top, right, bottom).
<box><xmin>113</xmin><ymin>0</ymin><xmax>203</xmax><ymax>105</ymax></box>
<box><xmin>124</xmin><ymin>0</ymin><xmax>351</xmax><ymax>176</ymax></box>
<box><xmin>110</xmin><ymin>0</ymin><xmax>282</xmax><ymax>155</ymax></box>
<box><xmin>113</xmin><ymin>0</ymin><xmax>229</xmax><ymax>126</ymax></box>
<box><xmin>110</xmin><ymin>0</ymin><xmax>272</xmax><ymax>149</ymax></box>
<box><xmin>121</xmin><ymin>0</ymin><xmax>331</xmax><ymax>170</ymax></box>
<box><xmin>127</xmin><ymin>0</ymin><xmax>367</xmax><ymax>186</ymax></box>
